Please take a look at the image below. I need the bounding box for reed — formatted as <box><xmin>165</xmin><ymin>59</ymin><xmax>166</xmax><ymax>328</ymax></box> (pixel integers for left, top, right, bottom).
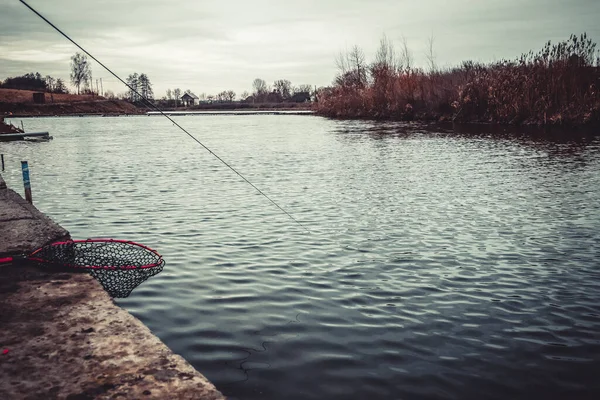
<box><xmin>316</xmin><ymin>34</ymin><xmax>600</xmax><ymax>126</ymax></box>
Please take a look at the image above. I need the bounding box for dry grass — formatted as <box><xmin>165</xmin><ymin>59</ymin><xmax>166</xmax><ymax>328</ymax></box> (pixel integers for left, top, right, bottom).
<box><xmin>316</xmin><ymin>34</ymin><xmax>600</xmax><ymax>126</ymax></box>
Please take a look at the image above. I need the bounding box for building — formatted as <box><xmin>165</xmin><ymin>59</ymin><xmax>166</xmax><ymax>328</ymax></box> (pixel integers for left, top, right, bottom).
<box><xmin>180</xmin><ymin>92</ymin><xmax>199</xmax><ymax>107</ymax></box>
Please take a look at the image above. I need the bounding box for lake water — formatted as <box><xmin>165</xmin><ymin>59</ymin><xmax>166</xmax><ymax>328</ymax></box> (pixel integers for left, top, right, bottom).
<box><xmin>2</xmin><ymin>116</ymin><xmax>600</xmax><ymax>399</ymax></box>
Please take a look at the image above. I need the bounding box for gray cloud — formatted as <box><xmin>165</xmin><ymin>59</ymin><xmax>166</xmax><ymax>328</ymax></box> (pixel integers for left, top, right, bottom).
<box><xmin>1</xmin><ymin>0</ymin><xmax>599</xmax><ymax>97</ymax></box>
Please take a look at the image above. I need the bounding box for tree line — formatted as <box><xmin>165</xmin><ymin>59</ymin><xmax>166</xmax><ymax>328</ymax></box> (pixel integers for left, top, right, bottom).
<box><xmin>158</xmin><ymin>79</ymin><xmax>313</xmax><ymax>108</ymax></box>
<box><xmin>0</xmin><ymin>72</ymin><xmax>68</xmax><ymax>93</ymax></box>
<box><xmin>1</xmin><ymin>50</ymin><xmax>313</xmax><ymax>108</ymax></box>
<box><xmin>249</xmin><ymin>78</ymin><xmax>313</xmax><ymax>103</ymax></box>
<box><xmin>125</xmin><ymin>73</ymin><xmax>154</xmax><ymax>103</ymax></box>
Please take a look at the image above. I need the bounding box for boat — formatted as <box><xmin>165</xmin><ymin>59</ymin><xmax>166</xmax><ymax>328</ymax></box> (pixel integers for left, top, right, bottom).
<box><xmin>0</xmin><ymin>132</ymin><xmax>52</xmax><ymax>142</ymax></box>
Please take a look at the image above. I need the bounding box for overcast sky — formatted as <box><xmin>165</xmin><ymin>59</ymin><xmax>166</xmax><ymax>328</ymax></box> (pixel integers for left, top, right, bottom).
<box><xmin>1</xmin><ymin>0</ymin><xmax>599</xmax><ymax>98</ymax></box>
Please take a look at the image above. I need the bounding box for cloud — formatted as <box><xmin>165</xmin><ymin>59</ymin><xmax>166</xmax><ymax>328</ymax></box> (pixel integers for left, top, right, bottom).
<box><xmin>1</xmin><ymin>0</ymin><xmax>599</xmax><ymax>96</ymax></box>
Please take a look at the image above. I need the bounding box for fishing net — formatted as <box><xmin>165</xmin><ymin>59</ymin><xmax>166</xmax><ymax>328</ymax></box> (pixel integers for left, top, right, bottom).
<box><xmin>29</xmin><ymin>239</ymin><xmax>165</xmax><ymax>298</ymax></box>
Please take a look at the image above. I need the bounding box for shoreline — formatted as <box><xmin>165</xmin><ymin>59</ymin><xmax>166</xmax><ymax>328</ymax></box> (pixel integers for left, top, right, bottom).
<box><xmin>0</xmin><ymin>174</ymin><xmax>225</xmax><ymax>400</ymax></box>
<box><xmin>5</xmin><ymin>102</ymin><xmax>598</xmax><ymax>129</ymax></box>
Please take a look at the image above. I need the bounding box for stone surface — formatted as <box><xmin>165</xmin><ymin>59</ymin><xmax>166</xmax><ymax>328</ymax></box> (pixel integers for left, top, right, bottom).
<box><xmin>0</xmin><ymin>265</ymin><xmax>225</xmax><ymax>400</ymax></box>
<box><xmin>0</xmin><ymin>182</ymin><xmax>70</xmax><ymax>256</ymax></box>
<box><xmin>0</xmin><ymin>177</ymin><xmax>225</xmax><ymax>399</ymax></box>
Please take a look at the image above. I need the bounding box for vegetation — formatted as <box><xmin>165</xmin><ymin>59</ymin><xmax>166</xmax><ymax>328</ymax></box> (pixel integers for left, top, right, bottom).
<box><xmin>247</xmin><ymin>78</ymin><xmax>312</xmax><ymax>103</ymax></box>
<box><xmin>70</xmin><ymin>52</ymin><xmax>92</xmax><ymax>95</ymax></box>
<box><xmin>158</xmin><ymin>78</ymin><xmax>312</xmax><ymax>108</ymax></box>
<box><xmin>125</xmin><ymin>73</ymin><xmax>154</xmax><ymax>103</ymax></box>
<box><xmin>0</xmin><ymin>72</ymin><xmax>67</xmax><ymax>93</ymax></box>
<box><xmin>316</xmin><ymin>33</ymin><xmax>600</xmax><ymax>126</ymax></box>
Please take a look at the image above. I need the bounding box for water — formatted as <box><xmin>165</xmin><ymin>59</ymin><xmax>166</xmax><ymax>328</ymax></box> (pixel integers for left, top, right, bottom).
<box><xmin>2</xmin><ymin>116</ymin><xmax>600</xmax><ymax>399</ymax></box>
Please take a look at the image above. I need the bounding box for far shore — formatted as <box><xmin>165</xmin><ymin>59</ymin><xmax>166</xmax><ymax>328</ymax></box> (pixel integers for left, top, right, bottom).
<box><xmin>0</xmin><ymin>88</ymin><xmax>313</xmax><ymax>117</ymax></box>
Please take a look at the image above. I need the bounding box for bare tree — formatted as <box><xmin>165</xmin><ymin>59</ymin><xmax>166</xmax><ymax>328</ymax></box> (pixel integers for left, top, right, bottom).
<box><xmin>166</xmin><ymin>88</ymin><xmax>172</xmax><ymax>101</ymax></box>
<box><xmin>348</xmin><ymin>45</ymin><xmax>367</xmax><ymax>87</ymax></box>
<box><xmin>425</xmin><ymin>34</ymin><xmax>437</xmax><ymax>73</ymax></box>
<box><xmin>240</xmin><ymin>91</ymin><xmax>250</xmax><ymax>101</ymax></box>
<box><xmin>335</xmin><ymin>50</ymin><xmax>349</xmax><ymax>77</ymax></box>
<box><xmin>225</xmin><ymin>90</ymin><xmax>236</xmax><ymax>102</ymax></box>
<box><xmin>374</xmin><ymin>34</ymin><xmax>398</xmax><ymax>72</ymax></box>
<box><xmin>335</xmin><ymin>45</ymin><xmax>367</xmax><ymax>88</ymax></box>
<box><xmin>400</xmin><ymin>36</ymin><xmax>413</xmax><ymax>73</ymax></box>
<box><xmin>173</xmin><ymin>88</ymin><xmax>181</xmax><ymax>107</ymax></box>
<box><xmin>70</xmin><ymin>52</ymin><xmax>91</xmax><ymax>94</ymax></box>
<box><xmin>370</xmin><ymin>35</ymin><xmax>398</xmax><ymax>108</ymax></box>
<box><xmin>252</xmin><ymin>78</ymin><xmax>269</xmax><ymax>101</ymax></box>
<box><xmin>273</xmin><ymin>79</ymin><xmax>292</xmax><ymax>100</ymax></box>
<box><xmin>294</xmin><ymin>84</ymin><xmax>312</xmax><ymax>94</ymax></box>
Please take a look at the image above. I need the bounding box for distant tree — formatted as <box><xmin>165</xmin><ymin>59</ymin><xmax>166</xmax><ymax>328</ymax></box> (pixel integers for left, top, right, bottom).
<box><xmin>399</xmin><ymin>36</ymin><xmax>413</xmax><ymax>73</ymax></box>
<box><xmin>55</xmin><ymin>78</ymin><xmax>68</xmax><ymax>93</ymax></box>
<box><xmin>273</xmin><ymin>79</ymin><xmax>292</xmax><ymax>100</ymax></box>
<box><xmin>173</xmin><ymin>88</ymin><xmax>182</xmax><ymax>106</ymax></box>
<box><xmin>103</xmin><ymin>90</ymin><xmax>116</xmax><ymax>99</ymax></box>
<box><xmin>335</xmin><ymin>45</ymin><xmax>367</xmax><ymax>88</ymax></box>
<box><xmin>207</xmin><ymin>94</ymin><xmax>214</xmax><ymax>103</ymax></box>
<box><xmin>425</xmin><ymin>35</ymin><xmax>437</xmax><ymax>73</ymax></box>
<box><xmin>166</xmin><ymin>88</ymin><xmax>172</xmax><ymax>101</ymax></box>
<box><xmin>126</xmin><ymin>73</ymin><xmax>139</xmax><ymax>102</ymax></box>
<box><xmin>294</xmin><ymin>84</ymin><xmax>312</xmax><ymax>94</ymax></box>
<box><xmin>1</xmin><ymin>72</ymin><xmax>46</xmax><ymax>91</ymax></box>
<box><xmin>44</xmin><ymin>75</ymin><xmax>55</xmax><ymax>92</ymax></box>
<box><xmin>240</xmin><ymin>91</ymin><xmax>250</xmax><ymax>101</ymax></box>
<box><xmin>252</xmin><ymin>78</ymin><xmax>269</xmax><ymax>101</ymax></box>
<box><xmin>199</xmin><ymin>93</ymin><xmax>207</xmax><ymax>101</ymax></box>
<box><xmin>70</xmin><ymin>52</ymin><xmax>91</xmax><ymax>94</ymax></box>
<box><xmin>225</xmin><ymin>90</ymin><xmax>236</xmax><ymax>102</ymax></box>
<box><xmin>138</xmin><ymin>73</ymin><xmax>153</xmax><ymax>101</ymax></box>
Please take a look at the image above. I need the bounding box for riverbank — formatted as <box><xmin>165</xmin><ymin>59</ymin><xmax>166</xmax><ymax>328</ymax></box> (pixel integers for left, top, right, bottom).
<box><xmin>1</xmin><ymin>88</ymin><xmax>313</xmax><ymax>117</ymax></box>
<box><xmin>0</xmin><ymin>174</ymin><xmax>225</xmax><ymax>400</ymax></box>
<box><xmin>0</xmin><ymin>99</ymin><xmax>142</xmax><ymax>117</ymax></box>
<box><xmin>0</xmin><ymin>88</ymin><xmax>142</xmax><ymax>116</ymax></box>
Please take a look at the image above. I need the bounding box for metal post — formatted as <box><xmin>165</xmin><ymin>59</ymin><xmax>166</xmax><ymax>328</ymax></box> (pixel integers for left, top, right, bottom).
<box><xmin>21</xmin><ymin>161</ymin><xmax>32</xmax><ymax>204</ymax></box>
<box><xmin>1</xmin><ymin>154</ymin><xmax>4</xmax><ymax>171</ymax></box>
<box><xmin>20</xmin><ymin>121</ymin><xmax>24</xmax><ymax>132</ymax></box>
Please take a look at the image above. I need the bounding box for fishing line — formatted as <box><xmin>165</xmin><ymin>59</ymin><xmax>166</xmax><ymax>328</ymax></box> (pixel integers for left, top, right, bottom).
<box><xmin>19</xmin><ymin>0</ymin><xmax>309</xmax><ymax>233</ymax></box>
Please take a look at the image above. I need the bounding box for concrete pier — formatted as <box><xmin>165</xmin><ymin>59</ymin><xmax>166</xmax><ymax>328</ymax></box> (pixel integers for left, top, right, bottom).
<box><xmin>0</xmin><ymin>174</ymin><xmax>225</xmax><ymax>399</ymax></box>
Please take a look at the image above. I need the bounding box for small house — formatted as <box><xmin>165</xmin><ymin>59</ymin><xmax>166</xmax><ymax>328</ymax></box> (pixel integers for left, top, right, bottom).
<box><xmin>181</xmin><ymin>92</ymin><xmax>199</xmax><ymax>107</ymax></box>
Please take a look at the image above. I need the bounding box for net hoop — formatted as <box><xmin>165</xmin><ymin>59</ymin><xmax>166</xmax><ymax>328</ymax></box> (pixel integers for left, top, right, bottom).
<box><xmin>28</xmin><ymin>239</ymin><xmax>164</xmax><ymax>270</ymax></box>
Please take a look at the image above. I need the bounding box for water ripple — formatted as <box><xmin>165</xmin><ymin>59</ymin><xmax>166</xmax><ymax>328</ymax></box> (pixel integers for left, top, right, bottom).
<box><xmin>3</xmin><ymin>116</ymin><xmax>600</xmax><ymax>399</ymax></box>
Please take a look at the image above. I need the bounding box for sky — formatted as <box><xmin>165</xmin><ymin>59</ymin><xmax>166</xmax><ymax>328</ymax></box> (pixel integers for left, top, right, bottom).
<box><xmin>1</xmin><ymin>0</ymin><xmax>600</xmax><ymax>98</ymax></box>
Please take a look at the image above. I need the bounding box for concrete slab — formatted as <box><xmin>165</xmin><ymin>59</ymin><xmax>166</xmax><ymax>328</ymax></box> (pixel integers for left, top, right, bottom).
<box><xmin>0</xmin><ymin>264</ymin><xmax>225</xmax><ymax>400</ymax></box>
<box><xmin>0</xmin><ymin>179</ymin><xmax>70</xmax><ymax>256</ymax></box>
<box><xmin>0</xmin><ymin>174</ymin><xmax>225</xmax><ymax>399</ymax></box>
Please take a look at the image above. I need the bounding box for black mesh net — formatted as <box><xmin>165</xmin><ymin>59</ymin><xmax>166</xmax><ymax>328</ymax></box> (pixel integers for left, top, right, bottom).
<box><xmin>88</xmin><ymin>263</ymin><xmax>164</xmax><ymax>298</ymax></box>
<box><xmin>30</xmin><ymin>240</ymin><xmax>165</xmax><ymax>298</ymax></box>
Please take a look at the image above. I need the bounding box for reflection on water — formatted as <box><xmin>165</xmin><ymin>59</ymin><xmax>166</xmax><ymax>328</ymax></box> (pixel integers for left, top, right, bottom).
<box><xmin>2</xmin><ymin>116</ymin><xmax>600</xmax><ymax>400</ymax></box>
